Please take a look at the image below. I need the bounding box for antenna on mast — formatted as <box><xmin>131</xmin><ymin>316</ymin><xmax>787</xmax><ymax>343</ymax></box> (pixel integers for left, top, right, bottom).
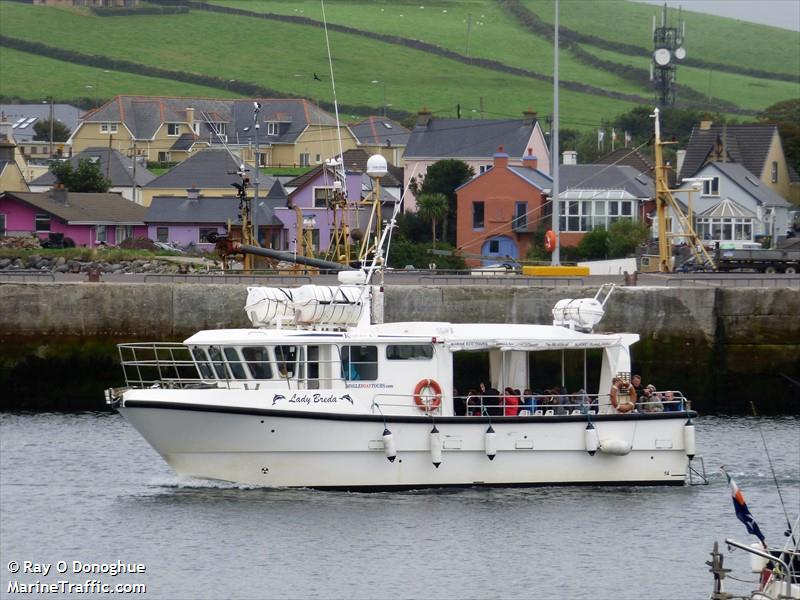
<box><xmin>651</xmin><ymin>3</ymin><xmax>687</xmax><ymax>107</ymax></box>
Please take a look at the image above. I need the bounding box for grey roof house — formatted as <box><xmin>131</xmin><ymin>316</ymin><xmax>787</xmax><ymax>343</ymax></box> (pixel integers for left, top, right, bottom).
<box><xmin>0</xmin><ymin>103</ymin><xmax>82</xmax><ymax>143</ymax></box>
<box><xmin>29</xmin><ymin>147</ymin><xmax>155</xmax><ymax>204</ymax></box>
<box><xmin>403</xmin><ymin>108</ymin><xmax>549</xmax><ymax>211</ymax></box>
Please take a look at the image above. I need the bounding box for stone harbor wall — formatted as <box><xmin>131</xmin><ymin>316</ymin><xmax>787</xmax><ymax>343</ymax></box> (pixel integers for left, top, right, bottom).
<box><xmin>0</xmin><ymin>255</ymin><xmax>210</xmax><ymax>275</ymax></box>
<box><xmin>0</xmin><ymin>282</ymin><xmax>798</xmax><ymax>412</ymax></box>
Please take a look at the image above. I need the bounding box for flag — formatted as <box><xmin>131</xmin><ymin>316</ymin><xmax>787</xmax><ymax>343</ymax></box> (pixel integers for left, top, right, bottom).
<box><xmin>725</xmin><ymin>470</ymin><xmax>766</xmax><ymax>543</ymax></box>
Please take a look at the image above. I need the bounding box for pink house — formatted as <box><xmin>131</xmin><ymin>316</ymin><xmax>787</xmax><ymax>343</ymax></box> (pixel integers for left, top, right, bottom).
<box><xmin>0</xmin><ymin>190</ymin><xmax>147</xmax><ymax>246</ymax></box>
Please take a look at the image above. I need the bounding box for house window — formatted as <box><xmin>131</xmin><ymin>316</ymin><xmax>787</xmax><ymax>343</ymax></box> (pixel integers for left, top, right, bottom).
<box><xmin>35</xmin><ymin>214</ymin><xmax>50</xmax><ymax>233</ymax></box>
<box><xmin>310</xmin><ymin>229</ymin><xmax>320</xmax><ymax>253</ymax></box>
<box><xmin>703</xmin><ymin>177</ymin><xmax>720</xmax><ymax>196</ymax></box>
<box><xmin>116</xmin><ymin>225</ymin><xmax>132</xmax><ymax>244</ymax></box>
<box><xmin>558</xmin><ymin>199</ymin><xmax>634</xmax><ymax>232</ymax></box>
<box><xmin>299</xmin><ymin>153</ymin><xmax>310</xmax><ymax>167</ymax></box>
<box><xmin>697</xmin><ymin>217</ymin><xmax>753</xmax><ymax>242</ymax></box>
<box><xmin>488</xmin><ymin>239</ymin><xmax>500</xmax><ymax>253</ymax></box>
<box><xmin>99</xmin><ymin>123</ymin><xmax>118</xmax><ymax>134</ymax></box>
<box><xmin>314</xmin><ymin>187</ymin><xmax>334</xmax><ymax>208</ymax></box>
<box><xmin>259</xmin><ymin>153</ymin><xmax>267</xmax><ymax>167</ymax></box>
<box><xmin>472</xmin><ymin>201</ymin><xmax>485</xmax><ymax>229</ymax></box>
<box><xmin>167</xmin><ymin>123</ymin><xmax>181</xmax><ymax>136</ymax></box>
<box><xmin>267</xmin><ymin>122</ymin><xmax>279</xmax><ymax>136</ymax></box>
<box><xmin>0</xmin><ymin>214</ymin><xmax>5</xmax><ymax>236</ymax></box>
<box><xmin>208</xmin><ymin>122</ymin><xmax>227</xmax><ymax>137</ymax></box>
<box><xmin>199</xmin><ymin>228</ymin><xmax>217</xmax><ymax>243</ymax></box>
<box><xmin>157</xmin><ymin>151</ymin><xmax>171</xmax><ymax>162</ymax></box>
<box><xmin>771</xmin><ymin>161</ymin><xmax>778</xmax><ymax>183</ymax></box>
<box><xmin>95</xmin><ymin>224</ymin><xmax>107</xmax><ymax>243</ymax></box>
<box><xmin>156</xmin><ymin>227</ymin><xmax>169</xmax><ymax>242</ymax></box>
<box><xmin>479</xmin><ymin>165</ymin><xmax>493</xmax><ymax>174</ymax></box>
<box><xmin>315</xmin><ymin>154</ymin><xmax>321</xmax><ymax>164</ymax></box>
<box><xmin>513</xmin><ymin>202</ymin><xmax>527</xmax><ymax>231</ymax></box>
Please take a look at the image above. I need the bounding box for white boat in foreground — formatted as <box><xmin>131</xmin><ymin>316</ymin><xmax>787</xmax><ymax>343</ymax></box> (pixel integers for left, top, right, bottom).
<box><xmin>107</xmin><ymin>267</ymin><xmax>701</xmax><ymax>489</ymax></box>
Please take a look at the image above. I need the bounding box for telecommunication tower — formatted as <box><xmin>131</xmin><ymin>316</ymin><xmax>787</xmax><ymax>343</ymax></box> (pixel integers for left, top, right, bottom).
<box><xmin>651</xmin><ymin>3</ymin><xmax>687</xmax><ymax>107</ymax></box>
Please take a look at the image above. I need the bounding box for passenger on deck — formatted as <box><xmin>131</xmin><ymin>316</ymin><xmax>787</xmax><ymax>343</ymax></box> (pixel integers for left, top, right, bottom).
<box><xmin>480</xmin><ymin>382</ymin><xmax>502</xmax><ymax>416</ymax></box>
<box><xmin>575</xmin><ymin>388</ymin><xmax>592</xmax><ymax>413</ymax></box>
<box><xmin>503</xmin><ymin>387</ymin><xmax>519</xmax><ymax>416</ymax></box>
<box><xmin>465</xmin><ymin>389</ymin><xmax>480</xmax><ymax>416</ymax></box>
<box><xmin>610</xmin><ymin>377</ymin><xmax>636</xmax><ymax>413</ymax></box>
<box><xmin>522</xmin><ymin>389</ymin><xmax>535</xmax><ymax>413</ymax></box>
<box><xmin>663</xmin><ymin>390</ymin><xmax>679</xmax><ymax>411</ymax></box>
<box><xmin>641</xmin><ymin>384</ymin><xmax>664</xmax><ymax>412</ymax></box>
<box><xmin>631</xmin><ymin>374</ymin><xmax>645</xmax><ymax>402</ymax></box>
<box><xmin>453</xmin><ymin>386</ymin><xmax>466</xmax><ymax>416</ymax></box>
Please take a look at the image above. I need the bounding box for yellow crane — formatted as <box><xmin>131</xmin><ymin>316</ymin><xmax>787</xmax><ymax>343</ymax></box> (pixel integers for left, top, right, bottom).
<box><xmin>652</xmin><ymin>107</ymin><xmax>715</xmax><ymax>271</ymax></box>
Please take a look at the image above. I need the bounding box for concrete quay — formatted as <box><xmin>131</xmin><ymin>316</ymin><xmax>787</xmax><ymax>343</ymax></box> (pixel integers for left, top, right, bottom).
<box><xmin>0</xmin><ymin>282</ymin><xmax>798</xmax><ymax>411</ymax></box>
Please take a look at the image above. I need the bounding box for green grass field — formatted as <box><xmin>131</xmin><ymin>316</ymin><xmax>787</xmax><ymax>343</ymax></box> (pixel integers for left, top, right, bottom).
<box><xmin>0</xmin><ymin>47</ymin><xmax>240</xmax><ymax>102</ymax></box>
<box><xmin>0</xmin><ymin>0</ymin><xmax>796</xmax><ymax>130</ymax></box>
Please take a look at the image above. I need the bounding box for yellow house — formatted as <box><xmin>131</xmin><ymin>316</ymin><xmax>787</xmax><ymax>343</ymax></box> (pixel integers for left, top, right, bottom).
<box><xmin>68</xmin><ymin>96</ymin><xmax>358</xmax><ymax>169</ymax></box>
<box><xmin>679</xmin><ymin>122</ymin><xmax>799</xmax><ymax>205</ymax></box>
<box><xmin>0</xmin><ymin>131</ymin><xmax>30</xmax><ymax>193</ymax></box>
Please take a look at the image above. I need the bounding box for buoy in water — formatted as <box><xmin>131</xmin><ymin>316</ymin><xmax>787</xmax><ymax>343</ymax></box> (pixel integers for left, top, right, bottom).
<box><xmin>585</xmin><ymin>422</ymin><xmax>598</xmax><ymax>456</ymax></box>
<box><xmin>430</xmin><ymin>425</ymin><xmax>442</xmax><ymax>468</ymax></box>
<box><xmin>684</xmin><ymin>418</ymin><xmax>695</xmax><ymax>459</ymax></box>
<box><xmin>485</xmin><ymin>425</ymin><xmax>497</xmax><ymax>461</ymax></box>
<box><xmin>382</xmin><ymin>427</ymin><xmax>396</xmax><ymax>462</ymax></box>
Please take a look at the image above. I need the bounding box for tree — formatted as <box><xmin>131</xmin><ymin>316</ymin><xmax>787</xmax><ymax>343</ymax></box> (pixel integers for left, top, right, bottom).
<box><xmin>49</xmin><ymin>158</ymin><xmax>111</xmax><ymax>193</ymax></box>
<box><xmin>607</xmin><ymin>220</ymin><xmax>650</xmax><ymax>258</ymax></box>
<box><xmin>410</xmin><ymin>159</ymin><xmax>474</xmax><ymax>244</ymax></box>
<box><xmin>33</xmin><ymin>118</ymin><xmax>70</xmax><ymax>142</ymax></box>
<box><xmin>578</xmin><ymin>228</ymin><xmax>610</xmax><ymax>260</ymax></box>
<box><xmin>759</xmin><ymin>98</ymin><xmax>800</xmax><ymax>175</ymax></box>
<box><xmin>416</xmin><ymin>192</ymin><xmax>448</xmax><ymax>248</ymax></box>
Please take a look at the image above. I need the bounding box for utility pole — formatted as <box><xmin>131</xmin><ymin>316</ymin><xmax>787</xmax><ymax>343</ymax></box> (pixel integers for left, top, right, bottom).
<box><xmin>252</xmin><ymin>102</ymin><xmax>261</xmax><ymax>248</ymax></box>
<box><xmin>48</xmin><ymin>97</ymin><xmax>54</xmax><ymax>159</ymax></box>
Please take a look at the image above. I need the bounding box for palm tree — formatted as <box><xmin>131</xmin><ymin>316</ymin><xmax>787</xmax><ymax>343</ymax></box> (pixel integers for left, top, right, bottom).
<box><xmin>416</xmin><ymin>193</ymin><xmax>449</xmax><ymax>248</ymax></box>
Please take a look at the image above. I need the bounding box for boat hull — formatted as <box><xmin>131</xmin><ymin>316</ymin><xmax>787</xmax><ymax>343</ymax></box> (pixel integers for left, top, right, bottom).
<box><xmin>118</xmin><ymin>401</ymin><xmax>692</xmax><ymax>489</ymax></box>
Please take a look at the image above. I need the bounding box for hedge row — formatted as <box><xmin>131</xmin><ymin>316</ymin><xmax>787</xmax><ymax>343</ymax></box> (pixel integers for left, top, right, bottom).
<box><xmin>90</xmin><ymin>6</ymin><xmax>189</xmax><ymax>17</ymax></box>
<box><xmin>498</xmin><ymin>0</ymin><xmax>798</xmax><ymax>85</ymax></box>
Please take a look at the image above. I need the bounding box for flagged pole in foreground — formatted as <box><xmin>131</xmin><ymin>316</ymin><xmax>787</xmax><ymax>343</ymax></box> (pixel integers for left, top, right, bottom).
<box><xmin>722</xmin><ymin>467</ymin><xmax>767</xmax><ymax>547</ymax></box>
<box><xmin>551</xmin><ymin>0</ymin><xmax>560</xmax><ymax>266</ymax></box>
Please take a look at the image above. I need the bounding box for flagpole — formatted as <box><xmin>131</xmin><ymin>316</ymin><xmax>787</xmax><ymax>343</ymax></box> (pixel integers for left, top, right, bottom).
<box><xmin>551</xmin><ymin>0</ymin><xmax>560</xmax><ymax>266</ymax></box>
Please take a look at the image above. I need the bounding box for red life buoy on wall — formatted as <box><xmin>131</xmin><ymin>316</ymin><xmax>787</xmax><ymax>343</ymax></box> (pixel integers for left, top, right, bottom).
<box><xmin>544</xmin><ymin>230</ymin><xmax>557</xmax><ymax>253</ymax></box>
<box><xmin>413</xmin><ymin>379</ymin><xmax>442</xmax><ymax>412</ymax></box>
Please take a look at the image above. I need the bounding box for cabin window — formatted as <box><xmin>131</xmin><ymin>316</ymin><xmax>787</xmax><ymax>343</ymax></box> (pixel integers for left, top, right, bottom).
<box><xmin>242</xmin><ymin>346</ymin><xmax>272</xmax><ymax>379</ymax></box>
<box><xmin>275</xmin><ymin>345</ymin><xmax>298</xmax><ymax>378</ymax></box>
<box><xmin>387</xmin><ymin>344</ymin><xmax>433</xmax><ymax>360</ymax></box>
<box><xmin>341</xmin><ymin>345</ymin><xmax>378</xmax><ymax>381</ymax></box>
<box><xmin>191</xmin><ymin>346</ymin><xmax>213</xmax><ymax>379</ymax></box>
<box><xmin>207</xmin><ymin>345</ymin><xmax>229</xmax><ymax>379</ymax></box>
<box><xmin>223</xmin><ymin>347</ymin><xmax>247</xmax><ymax>380</ymax></box>
<box><xmin>306</xmin><ymin>345</ymin><xmax>320</xmax><ymax>389</ymax></box>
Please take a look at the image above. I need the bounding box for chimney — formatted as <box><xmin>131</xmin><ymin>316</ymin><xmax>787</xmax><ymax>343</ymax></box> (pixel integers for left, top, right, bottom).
<box><xmin>676</xmin><ymin>149</ymin><xmax>686</xmax><ymax>175</ymax></box>
<box><xmin>522</xmin><ymin>106</ymin><xmax>538</xmax><ymax>127</ymax></box>
<box><xmin>522</xmin><ymin>147</ymin><xmax>538</xmax><ymax>170</ymax></box>
<box><xmin>186</xmin><ymin>107</ymin><xmax>195</xmax><ymax>130</ymax></box>
<box><xmin>562</xmin><ymin>150</ymin><xmax>577</xmax><ymax>165</ymax></box>
<box><xmin>699</xmin><ymin>119</ymin><xmax>713</xmax><ymax>130</ymax></box>
<box><xmin>186</xmin><ymin>186</ymin><xmax>200</xmax><ymax>202</ymax></box>
<box><xmin>51</xmin><ymin>184</ymin><xmax>68</xmax><ymax>205</ymax></box>
<box><xmin>493</xmin><ymin>145</ymin><xmax>509</xmax><ymax>169</ymax></box>
<box><xmin>416</xmin><ymin>107</ymin><xmax>432</xmax><ymax>127</ymax></box>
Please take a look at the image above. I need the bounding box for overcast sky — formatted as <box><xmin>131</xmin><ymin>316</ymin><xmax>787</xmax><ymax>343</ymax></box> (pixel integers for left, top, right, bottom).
<box><xmin>634</xmin><ymin>0</ymin><xmax>800</xmax><ymax>31</ymax></box>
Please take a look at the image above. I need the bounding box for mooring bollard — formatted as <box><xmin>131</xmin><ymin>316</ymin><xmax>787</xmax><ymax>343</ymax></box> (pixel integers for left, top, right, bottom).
<box><xmin>87</xmin><ymin>267</ymin><xmax>102</xmax><ymax>282</ymax></box>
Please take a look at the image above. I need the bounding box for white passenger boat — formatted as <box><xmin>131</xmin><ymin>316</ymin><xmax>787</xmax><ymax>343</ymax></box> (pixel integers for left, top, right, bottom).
<box><xmin>107</xmin><ymin>267</ymin><xmax>701</xmax><ymax>489</ymax></box>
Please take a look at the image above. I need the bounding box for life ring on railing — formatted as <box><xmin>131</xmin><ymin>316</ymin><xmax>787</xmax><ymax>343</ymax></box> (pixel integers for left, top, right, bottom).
<box><xmin>414</xmin><ymin>379</ymin><xmax>442</xmax><ymax>412</ymax></box>
<box><xmin>544</xmin><ymin>230</ymin><xmax>557</xmax><ymax>253</ymax></box>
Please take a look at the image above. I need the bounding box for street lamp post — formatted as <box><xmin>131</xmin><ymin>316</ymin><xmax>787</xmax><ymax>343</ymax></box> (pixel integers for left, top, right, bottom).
<box><xmin>371</xmin><ymin>80</ymin><xmax>387</xmax><ymax>116</ymax></box>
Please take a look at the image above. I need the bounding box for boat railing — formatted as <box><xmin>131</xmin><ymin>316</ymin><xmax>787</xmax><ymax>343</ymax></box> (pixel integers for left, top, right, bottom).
<box><xmin>118</xmin><ymin>343</ymin><xmax>207</xmax><ymax>389</ymax></box>
<box><xmin>455</xmin><ymin>391</ymin><xmax>687</xmax><ymax>415</ymax></box>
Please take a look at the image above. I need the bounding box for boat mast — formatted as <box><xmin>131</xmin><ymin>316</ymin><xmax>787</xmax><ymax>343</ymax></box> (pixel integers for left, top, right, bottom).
<box><xmin>550</xmin><ymin>0</ymin><xmax>560</xmax><ymax>266</ymax></box>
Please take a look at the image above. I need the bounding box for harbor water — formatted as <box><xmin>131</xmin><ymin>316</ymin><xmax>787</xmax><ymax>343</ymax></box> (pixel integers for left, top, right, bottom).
<box><xmin>1</xmin><ymin>412</ymin><xmax>798</xmax><ymax>599</ymax></box>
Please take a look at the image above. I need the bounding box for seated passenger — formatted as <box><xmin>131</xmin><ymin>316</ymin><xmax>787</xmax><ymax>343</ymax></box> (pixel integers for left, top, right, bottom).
<box><xmin>522</xmin><ymin>388</ymin><xmax>536</xmax><ymax>413</ymax></box>
<box><xmin>641</xmin><ymin>384</ymin><xmax>664</xmax><ymax>413</ymax></box>
<box><xmin>662</xmin><ymin>390</ymin><xmax>679</xmax><ymax>411</ymax></box>
<box><xmin>480</xmin><ymin>382</ymin><xmax>502</xmax><ymax>417</ymax></box>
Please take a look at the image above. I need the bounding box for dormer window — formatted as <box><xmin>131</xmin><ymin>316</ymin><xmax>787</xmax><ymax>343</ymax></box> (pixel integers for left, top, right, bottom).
<box><xmin>703</xmin><ymin>177</ymin><xmax>719</xmax><ymax>196</ymax></box>
<box><xmin>267</xmin><ymin>122</ymin><xmax>279</xmax><ymax>136</ymax></box>
<box><xmin>167</xmin><ymin>123</ymin><xmax>181</xmax><ymax>136</ymax></box>
<box><xmin>100</xmin><ymin>122</ymin><xmax>118</xmax><ymax>134</ymax></box>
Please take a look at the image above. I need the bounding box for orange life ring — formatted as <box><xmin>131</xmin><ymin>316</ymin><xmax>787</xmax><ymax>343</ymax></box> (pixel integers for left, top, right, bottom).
<box><xmin>413</xmin><ymin>379</ymin><xmax>442</xmax><ymax>412</ymax></box>
<box><xmin>544</xmin><ymin>230</ymin><xmax>557</xmax><ymax>253</ymax></box>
